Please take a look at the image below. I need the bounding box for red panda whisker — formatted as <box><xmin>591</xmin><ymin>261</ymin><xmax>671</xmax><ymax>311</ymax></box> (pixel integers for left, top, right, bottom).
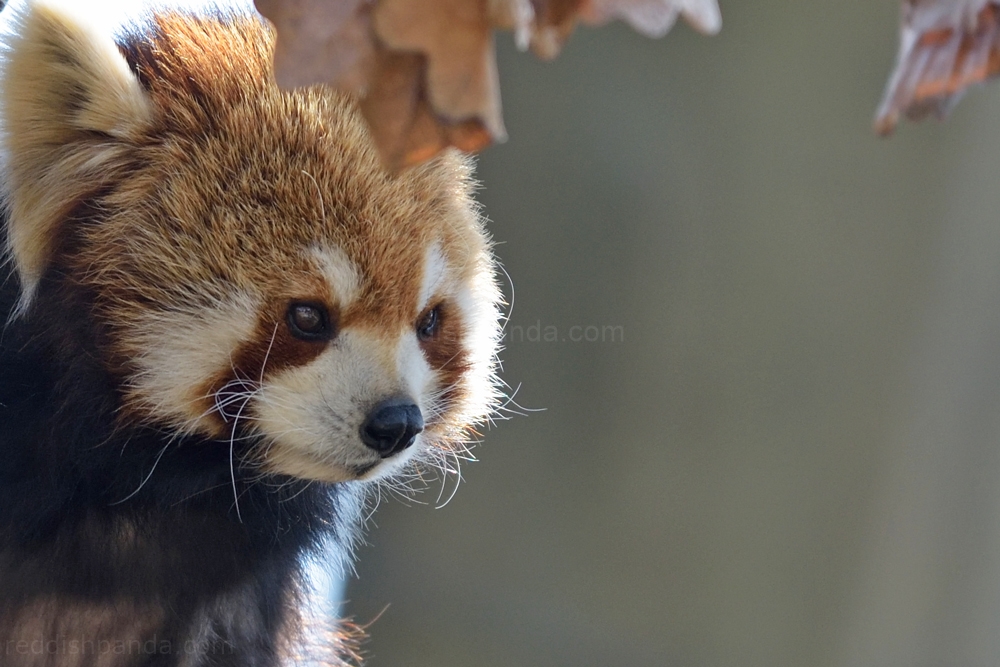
<box><xmin>376</xmin><ymin>478</ymin><xmax>424</xmax><ymax>506</ymax></box>
<box><xmin>226</xmin><ymin>388</ymin><xmax>259</xmax><ymax>523</ymax></box>
<box><xmin>494</xmin><ymin>382</ymin><xmax>540</xmax><ymax>420</ymax></box>
<box><xmin>109</xmin><ymin>440</ymin><xmax>172</xmax><ymax>506</ymax></box>
<box><xmin>169</xmin><ymin>481</ymin><xmax>234</xmax><ymax>507</ymax></box>
<box><xmin>434</xmin><ymin>450</ymin><xmax>465</xmax><ymax>510</ymax></box>
<box><xmin>432</xmin><ymin>455</ymin><xmax>454</xmax><ymax>507</ymax></box>
<box><xmin>362</xmin><ymin>486</ymin><xmax>383</xmax><ymax>524</ymax></box>
<box><xmin>278</xmin><ymin>479</ymin><xmax>318</xmax><ymax>504</ymax></box>
<box><xmin>203</xmin><ymin>383</ymin><xmax>260</xmax><ymax>424</ymax></box>
<box><xmin>257</xmin><ymin>321</ymin><xmax>280</xmax><ymax>386</ymax></box>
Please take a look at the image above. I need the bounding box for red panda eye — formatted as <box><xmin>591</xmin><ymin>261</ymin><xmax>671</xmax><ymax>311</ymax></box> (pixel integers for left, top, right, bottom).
<box><xmin>417</xmin><ymin>305</ymin><xmax>441</xmax><ymax>341</ymax></box>
<box><xmin>287</xmin><ymin>302</ymin><xmax>331</xmax><ymax>341</ymax></box>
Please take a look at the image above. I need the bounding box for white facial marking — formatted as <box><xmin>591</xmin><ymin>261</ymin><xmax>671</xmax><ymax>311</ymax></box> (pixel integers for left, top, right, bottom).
<box><xmin>251</xmin><ymin>242</ymin><xmax>500</xmax><ymax>484</ymax></box>
<box><xmin>397</xmin><ymin>332</ymin><xmax>434</xmax><ymax>414</ymax></box>
<box><xmin>418</xmin><ymin>242</ymin><xmax>446</xmax><ymax>312</ymax></box>
<box><xmin>450</xmin><ymin>270</ymin><xmax>502</xmax><ymax>423</ymax></box>
<box><xmin>309</xmin><ymin>245</ymin><xmax>360</xmax><ymax>305</ymax></box>
<box><xmin>254</xmin><ymin>331</ymin><xmax>403</xmax><ymax>482</ymax></box>
<box><xmin>129</xmin><ymin>291</ymin><xmax>260</xmax><ymax>433</ymax></box>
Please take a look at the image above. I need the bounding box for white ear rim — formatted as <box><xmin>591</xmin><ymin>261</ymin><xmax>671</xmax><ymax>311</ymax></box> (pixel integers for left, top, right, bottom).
<box><xmin>0</xmin><ymin>0</ymin><xmax>152</xmax><ymax>312</ymax></box>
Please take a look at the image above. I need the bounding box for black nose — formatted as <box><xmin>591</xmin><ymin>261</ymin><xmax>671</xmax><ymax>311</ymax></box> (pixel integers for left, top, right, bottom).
<box><xmin>360</xmin><ymin>399</ymin><xmax>424</xmax><ymax>458</ymax></box>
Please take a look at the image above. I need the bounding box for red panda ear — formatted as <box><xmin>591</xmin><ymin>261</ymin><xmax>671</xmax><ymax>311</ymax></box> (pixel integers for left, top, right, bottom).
<box><xmin>0</xmin><ymin>0</ymin><xmax>152</xmax><ymax>310</ymax></box>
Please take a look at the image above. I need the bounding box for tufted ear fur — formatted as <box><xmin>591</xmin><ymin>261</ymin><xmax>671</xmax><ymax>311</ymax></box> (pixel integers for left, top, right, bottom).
<box><xmin>0</xmin><ymin>0</ymin><xmax>152</xmax><ymax>309</ymax></box>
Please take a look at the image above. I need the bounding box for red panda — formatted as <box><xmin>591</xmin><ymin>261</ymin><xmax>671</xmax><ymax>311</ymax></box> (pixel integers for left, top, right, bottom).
<box><xmin>0</xmin><ymin>2</ymin><xmax>502</xmax><ymax>665</ymax></box>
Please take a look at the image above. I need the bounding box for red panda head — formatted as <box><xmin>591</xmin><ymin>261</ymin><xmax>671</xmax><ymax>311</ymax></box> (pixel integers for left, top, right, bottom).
<box><xmin>0</xmin><ymin>2</ymin><xmax>502</xmax><ymax>483</ymax></box>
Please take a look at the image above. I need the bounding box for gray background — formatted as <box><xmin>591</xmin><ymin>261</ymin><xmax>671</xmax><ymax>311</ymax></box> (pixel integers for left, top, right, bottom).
<box><xmin>345</xmin><ymin>3</ymin><xmax>1000</xmax><ymax>667</ymax></box>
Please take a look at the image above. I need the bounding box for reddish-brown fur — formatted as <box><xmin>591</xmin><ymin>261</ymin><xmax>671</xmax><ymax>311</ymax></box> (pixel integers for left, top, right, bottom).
<box><xmin>60</xmin><ymin>14</ymin><xmax>496</xmax><ymax>443</ymax></box>
<box><xmin>0</xmin><ymin>5</ymin><xmax>501</xmax><ymax>666</ymax></box>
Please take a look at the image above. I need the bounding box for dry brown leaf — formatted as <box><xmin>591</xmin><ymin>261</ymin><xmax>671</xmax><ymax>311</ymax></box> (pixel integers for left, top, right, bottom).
<box><xmin>488</xmin><ymin>0</ymin><xmax>535</xmax><ymax>49</ymax></box>
<box><xmin>581</xmin><ymin>0</ymin><xmax>722</xmax><ymax>39</ymax></box>
<box><xmin>360</xmin><ymin>48</ymin><xmax>493</xmax><ymax>171</ymax></box>
<box><xmin>256</xmin><ymin>0</ymin><xmax>721</xmax><ymax>169</ymax></box>
<box><xmin>520</xmin><ymin>0</ymin><xmax>581</xmax><ymax>59</ymax></box>
<box><xmin>525</xmin><ymin>0</ymin><xmax>722</xmax><ymax>59</ymax></box>
<box><xmin>254</xmin><ymin>0</ymin><xmax>374</xmax><ymax>91</ymax></box>
<box><xmin>373</xmin><ymin>0</ymin><xmax>506</xmax><ymax>139</ymax></box>
<box><xmin>875</xmin><ymin>0</ymin><xmax>1000</xmax><ymax>134</ymax></box>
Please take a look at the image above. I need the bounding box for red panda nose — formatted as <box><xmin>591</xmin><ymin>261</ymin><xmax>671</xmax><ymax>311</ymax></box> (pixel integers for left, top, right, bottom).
<box><xmin>360</xmin><ymin>399</ymin><xmax>424</xmax><ymax>458</ymax></box>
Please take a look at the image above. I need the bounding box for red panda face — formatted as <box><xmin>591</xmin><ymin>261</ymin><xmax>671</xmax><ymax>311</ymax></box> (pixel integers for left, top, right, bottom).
<box><xmin>0</xmin><ymin>4</ymin><xmax>501</xmax><ymax>483</ymax></box>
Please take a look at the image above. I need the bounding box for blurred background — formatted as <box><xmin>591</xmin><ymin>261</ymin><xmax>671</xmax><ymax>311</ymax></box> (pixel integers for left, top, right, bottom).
<box><xmin>343</xmin><ymin>3</ymin><xmax>1000</xmax><ymax>667</ymax></box>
